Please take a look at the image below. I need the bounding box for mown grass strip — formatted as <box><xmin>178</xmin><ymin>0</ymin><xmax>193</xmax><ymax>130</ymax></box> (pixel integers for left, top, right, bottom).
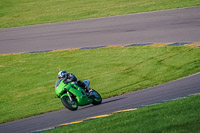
<box><xmin>0</xmin><ymin>46</ymin><xmax>200</xmax><ymax>123</ymax></box>
<box><xmin>1</xmin><ymin>0</ymin><xmax>200</xmax><ymax>28</ymax></box>
<box><xmin>43</xmin><ymin>95</ymin><xmax>200</xmax><ymax>133</ymax></box>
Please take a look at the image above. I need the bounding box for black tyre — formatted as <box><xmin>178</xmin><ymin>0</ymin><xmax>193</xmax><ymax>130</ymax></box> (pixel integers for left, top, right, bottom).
<box><xmin>61</xmin><ymin>96</ymin><xmax>78</xmax><ymax>111</ymax></box>
<box><xmin>91</xmin><ymin>90</ymin><xmax>102</xmax><ymax>105</ymax></box>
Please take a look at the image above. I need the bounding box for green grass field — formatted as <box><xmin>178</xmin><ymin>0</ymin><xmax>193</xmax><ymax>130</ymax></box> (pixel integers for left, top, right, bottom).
<box><xmin>0</xmin><ymin>0</ymin><xmax>200</xmax><ymax>28</ymax></box>
<box><xmin>0</xmin><ymin>46</ymin><xmax>200</xmax><ymax>123</ymax></box>
<box><xmin>44</xmin><ymin>95</ymin><xmax>200</xmax><ymax>133</ymax></box>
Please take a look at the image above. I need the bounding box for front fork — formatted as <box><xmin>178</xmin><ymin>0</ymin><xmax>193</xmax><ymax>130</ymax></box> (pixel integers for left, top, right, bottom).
<box><xmin>60</xmin><ymin>88</ymin><xmax>74</xmax><ymax>101</ymax></box>
<box><xmin>67</xmin><ymin>91</ymin><xmax>73</xmax><ymax>101</ymax></box>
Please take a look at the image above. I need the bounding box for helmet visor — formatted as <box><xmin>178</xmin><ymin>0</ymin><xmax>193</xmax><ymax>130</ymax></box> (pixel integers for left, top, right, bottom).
<box><xmin>61</xmin><ymin>71</ymin><xmax>67</xmax><ymax>77</ymax></box>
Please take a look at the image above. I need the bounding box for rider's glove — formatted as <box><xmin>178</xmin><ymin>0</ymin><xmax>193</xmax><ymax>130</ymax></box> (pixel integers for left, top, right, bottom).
<box><xmin>63</xmin><ymin>79</ymin><xmax>69</xmax><ymax>84</ymax></box>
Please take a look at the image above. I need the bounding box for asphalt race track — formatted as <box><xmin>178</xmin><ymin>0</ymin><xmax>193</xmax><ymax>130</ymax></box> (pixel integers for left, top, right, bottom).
<box><xmin>0</xmin><ymin>6</ymin><xmax>200</xmax><ymax>133</ymax></box>
<box><xmin>0</xmin><ymin>7</ymin><xmax>200</xmax><ymax>54</ymax></box>
<box><xmin>0</xmin><ymin>72</ymin><xmax>200</xmax><ymax>133</ymax></box>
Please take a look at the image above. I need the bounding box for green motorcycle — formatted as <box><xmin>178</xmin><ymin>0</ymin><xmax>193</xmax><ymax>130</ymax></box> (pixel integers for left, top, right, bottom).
<box><xmin>55</xmin><ymin>80</ymin><xmax>102</xmax><ymax>111</ymax></box>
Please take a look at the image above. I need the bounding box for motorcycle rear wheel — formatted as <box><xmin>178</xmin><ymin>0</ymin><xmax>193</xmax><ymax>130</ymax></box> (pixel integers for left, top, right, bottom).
<box><xmin>91</xmin><ymin>90</ymin><xmax>102</xmax><ymax>105</ymax></box>
<box><xmin>61</xmin><ymin>96</ymin><xmax>78</xmax><ymax>111</ymax></box>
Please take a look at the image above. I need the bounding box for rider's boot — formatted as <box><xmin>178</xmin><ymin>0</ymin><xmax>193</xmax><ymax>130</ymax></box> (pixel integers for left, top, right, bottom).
<box><xmin>84</xmin><ymin>86</ymin><xmax>92</xmax><ymax>96</ymax></box>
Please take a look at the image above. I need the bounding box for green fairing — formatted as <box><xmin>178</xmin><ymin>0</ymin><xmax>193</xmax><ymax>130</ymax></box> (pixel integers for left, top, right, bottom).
<box><xmin>55</xmin><ymin>81</ymin><xmax>93</xmax><ymax>106</ymax></box>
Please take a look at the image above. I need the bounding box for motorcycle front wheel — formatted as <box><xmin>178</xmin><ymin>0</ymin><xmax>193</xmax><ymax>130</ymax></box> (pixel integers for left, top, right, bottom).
<box><xmin>91</xmin><ymin>90</ymin><xmax>102</xmax><ymax>105</ymax></box>
<box><xmin>61</xmin><ymin>96</ymin><xmax>78</xmax><ymax>111</ymax></box>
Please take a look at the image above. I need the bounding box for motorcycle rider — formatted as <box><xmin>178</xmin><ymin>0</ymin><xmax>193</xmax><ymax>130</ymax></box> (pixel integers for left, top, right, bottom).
<box><xmin>55</xmin><ymin>70</ymin><xmax>91</xmax><ymax>94</ymax></box>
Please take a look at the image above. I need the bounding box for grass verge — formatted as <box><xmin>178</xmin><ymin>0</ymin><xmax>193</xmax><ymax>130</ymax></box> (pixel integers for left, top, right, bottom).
<box><xmin>44</xmin><ymin>95</ymin><xmax>200</xmax><ymax>133</ymax></box>
<box><xmin>0</xmin><ymin>46</ymin><xmax>200</xmax><ymax>123</ymax></box>
<box><xmin>0</xmin><ymin>0</ymin><xmax>200</xmax><ymax>28</ymax></box>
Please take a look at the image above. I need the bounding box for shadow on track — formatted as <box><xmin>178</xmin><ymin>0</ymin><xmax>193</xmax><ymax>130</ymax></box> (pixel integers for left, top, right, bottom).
<box><xmin>101</xmin><ymin>97</ymin><xmax>127</xmax><ymax>104</ymax></box>
<box><xmin>78</xmin><ymin>97</ymin><xmax>127</xmax><ymax>110</ymax></box>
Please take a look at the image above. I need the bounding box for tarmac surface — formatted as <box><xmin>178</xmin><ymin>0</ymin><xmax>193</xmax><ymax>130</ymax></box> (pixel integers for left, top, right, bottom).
<box><xmin>0</xmin><ymin>7</ymin><xmax>200</xmax><ymax>54</ymax></box>
<box><xmin>0</xmin><ymin>72</ymin><xmax>200</xmax><ymax>133</ymax></box>
<box><xmin>0</xmin><ymin>7</ymin><xmax>200</xmax><ymax>133</ymax></box>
